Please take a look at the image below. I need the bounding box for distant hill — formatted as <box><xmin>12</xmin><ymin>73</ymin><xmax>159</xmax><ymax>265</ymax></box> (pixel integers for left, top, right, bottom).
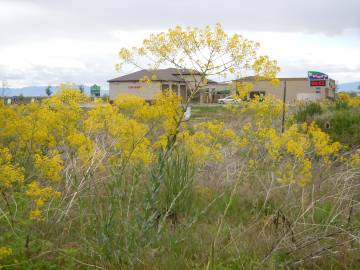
<box><xmin>338</xmin><ymin>81</ymin><xmax>360</xmax><ymax>92</ymax></box>
<box><xmin>3</xmin><ymin>81</ymin><xmax>359</xmax><ymax>96</ymax></box>
<box><xmin>2</xmin><ymin>86</ymin><xmax>53</xmax><ymax>97</ymax></box>
<box><xmin>2</xmin><ymin>86</ymin><xmax>108</xmax><ymax>97</ymax></box>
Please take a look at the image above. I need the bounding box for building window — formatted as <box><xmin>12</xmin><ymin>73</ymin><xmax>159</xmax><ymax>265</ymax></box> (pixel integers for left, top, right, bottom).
<box><xmin>191</xmin><ymin>90</ymin><xmax>201</xmax><ymax>103</ymax></box>
<box><xmin>171</xmin><ymin>84</ymin><xmax>178</xmax><ymax>93</ymax></box>
<box><xmin>162</xmin><ymin>84</ymin><xmax>170</xmax><ymax>92</ymax></box>
<box><xmin>180</xmin><ymin>85</ymin><xmax>187</xmax><ymax>101</ymax></box>
<box><xmin>325</xmin><ymin>88</ymin><xmax>329</xmax><ymax>96</ymax></box>
<box><xmin>249</xmin><ymin>91</ymin><xmax>266</xmax><ymax>101</ymax></box>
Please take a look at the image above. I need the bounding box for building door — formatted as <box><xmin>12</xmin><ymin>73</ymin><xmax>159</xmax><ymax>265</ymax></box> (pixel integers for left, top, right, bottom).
<box><xmin>162</xmin><ymin>84</ymin><xmax>170</xmax><ymax>92</ymax></box>
<box><xmin>180</xmin><ymin>85</ymin><xmax>187</xmax><ymax>102</ymax></box>
<box><xmin>171</xmin><ymin>84</ymin><xmax>178</xmax><ymax>95</ymax></box>
<box><xmin>191</xmin><ymin>91</ymin><xmax>201</xmax><ymax>103</ymax></box>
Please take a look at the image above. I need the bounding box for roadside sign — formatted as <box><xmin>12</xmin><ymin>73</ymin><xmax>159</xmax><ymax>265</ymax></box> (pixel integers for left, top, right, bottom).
<box><xmin>90</xmin><ymin>84</ymin><xmax>101</xmax><ymax>97</ymax></box>
<box><xmin>310</xmin><ymin>80</ymin><xmax>326</xmax><ymax>87</ymax></box>
<box><xmin>308</xmin><ymin>71</ymin><xmax>329</xmax><ymax>81</ymax></box>
<box><xmin>308</xmin><ymin>71</ymin><xmax>328</xmax><ymax>87</ymax></box>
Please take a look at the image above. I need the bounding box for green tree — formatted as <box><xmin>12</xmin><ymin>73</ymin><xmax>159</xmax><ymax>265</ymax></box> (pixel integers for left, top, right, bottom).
<box><xmin>78</xmin><ymin>84</ymin><xmax>85</xmax><ymax>93</ymax></box>
<box><xmin>117</xmin><ymin>24</ymin><xmax>280</xmax><ymax>146</ymax></box>
<box><xmin>45</xmin><ymin>85</ymin><xmax>52</xmax><ymax>96</ymax></box>
<box><xmin>116</xmin><ymin>26</ymin><xmax>281</xmax><ymax>260</ymax></box>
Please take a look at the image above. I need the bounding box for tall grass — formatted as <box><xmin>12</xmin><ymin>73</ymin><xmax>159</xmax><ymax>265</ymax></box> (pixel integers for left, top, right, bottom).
<box><xmin>1</xmin><ymin>95</ymin><xmax>360</xmax><ymax>269</ymax></box>
<box><xmin>296</xmin><ymin>100</ymin><xmax>360</xmax><ymax>147</ymax></box>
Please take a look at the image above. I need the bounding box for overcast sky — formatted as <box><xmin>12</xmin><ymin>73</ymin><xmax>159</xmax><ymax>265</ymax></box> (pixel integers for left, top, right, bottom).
<box><xmin>1</xmin><ymin>0</ymin><xmax>360</xmax><ymax>89</ymax></box>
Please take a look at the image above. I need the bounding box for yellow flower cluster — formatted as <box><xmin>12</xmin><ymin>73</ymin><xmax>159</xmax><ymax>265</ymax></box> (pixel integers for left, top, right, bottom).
<box><xmin>86</xmin><ymin>102</ymin><xmax>152</xmax><ymax>165</ymax></box>
<box><xmin>0</xmin><ymin>82</ymin><xmax>346</xmax><ymax>227</ymax></box>
<box><xmin>196</xmin><ymin>121</ymin><xmax>236</xmax><ymax>141</ymax></box>
<box><xmin>26</xmin><ymin>181</ymin><xmax>61</xmax><ymax>220</ymax></box>
<box><xmin>242</xmin><ymin>121</ymin><xmax>340</xmax><ymax>186</ymax></box>
<box><xmin>252</xmin><ymin>55</ymin><xmax>280</xmax><ymax>81</ymax></box>
<box><xmin>47</xmin><ymin>84</ymin><xmax>89</xmax><ymax>106</ymax></box>
<box><xmin>180</xmin><ymin>130</ymin><xmax>218</xmax><ymax>162</ymax></box>
<box><xmin>113</xmin><ymin>91</ymin><xmax>182</xmax><ymax>136</ymax></box>
<box><xmin>306</xmin><ymin>122</ymin><xmax>341</xmax><ymax>159</ymax></box>
<box><xmin>234</xmin><ymin>95</ymin><xmax>284</xmax><ymax>125</ymax></box>
<box><xmin>233</xmin><ymin>81</ymin><xmax>253</xmax><ymax>99</ymax></box>
<box><xmin>85</xmin><ymin>91</ymin><xmax>239</xmax><ymax>166</ymax></box>
<box><xmin>34</xmin><ymin>153</ymin><xmax>63</xmax><ymax>182</ymax></box>
<box><xmin>337</xmin><ymin>92</ymin><xmax>360</xmax><ymax>107</ymax></box>
<box><xmin>0</xmin><ymin>147</ymin><xmax>24</xmax><ymax>188</ymax></box>
<box><xmin>254</xmin><ymin>126</ymin><xmax>282</xmax><ymax>160</ymax></box>
<box><xmin>282</xmin><ymin>125</ymin><xmax>310</xmax><ymax>159</ymax></box>
<box><xmin>117</xmin><ymin>24</ymin><xmax>279</xmax><ymax>85</ymax></box>
<box><xmin>0</xmin><ymin>246</ymin><xmax>12</xmax><ymax>260</ymax></box>
<box><xmin>153</xmin><ymin>90</ymin><xmax>182</xmax><ymax>134</ymax></box>
<box><xmin>277</xmin><ymin>159</ymin><xmax>312</xmax><ymax>187</ymax></box>
<box><xmin>286</xmin><ymin>140</ymin><xmax>305</xmax><ymax>158</ymax></box>
<box><xmin>66</xmin><ymin>132</ymin><xmax>94</xmax><ymax>163</ymax></box>
<box><xmin>114</xmin><ymin>94</ymin><xmax>146</xmax><ymax>115</ymax></box>
<box><xmin>350</xmin><ymin>153</ymin><xmax>360</xmax><ymax>168</ymax></box>
<box><xmin>0</xmin><ymin>86</ymin><xmax>93</xmax><ymax>221</ymax></box>
<box><xmin>179</xmin><ymin>121</ymin><xmax>236</xmax><ymax>163</ymax></box>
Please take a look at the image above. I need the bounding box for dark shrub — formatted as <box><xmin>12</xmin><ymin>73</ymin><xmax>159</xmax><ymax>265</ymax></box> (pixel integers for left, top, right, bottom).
<box><xmin>334</xmin><ymin>100</ymin><xmax>348</xmax><ymax>110</ymax></box>
<box><xmin>295</xmin><ymin>102</ymin><xmax>323</xmax><ymax>122</ymax></box>
<box><xmin>328</xmin><ymin>108</ymin><xmax>360</xmax><ymax>146</ymax></box>
<box><xmin>316</xmin><ymin>107</ymin><xmax>360</xmax><ymax>147</ymax></box>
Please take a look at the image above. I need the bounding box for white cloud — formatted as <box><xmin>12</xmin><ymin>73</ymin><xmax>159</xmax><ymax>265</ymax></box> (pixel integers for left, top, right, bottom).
<box><xmin>0</xmin><ymin>0</ymin><xmax>359</xmax><ymax>87</ymax></box>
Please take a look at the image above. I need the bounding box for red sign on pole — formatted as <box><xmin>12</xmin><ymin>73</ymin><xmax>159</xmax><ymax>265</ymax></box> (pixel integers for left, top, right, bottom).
<box><xmin>310</xmin><ymin>80</ymin><xmax>326</xmax><ymax>87</ymax></box>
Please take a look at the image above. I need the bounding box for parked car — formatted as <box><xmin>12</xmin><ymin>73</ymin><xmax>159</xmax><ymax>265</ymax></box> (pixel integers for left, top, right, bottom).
<box><xmin>217</xmin><ymin>96</ymin><xmax>237</xmax><ymax>104</ymax></box>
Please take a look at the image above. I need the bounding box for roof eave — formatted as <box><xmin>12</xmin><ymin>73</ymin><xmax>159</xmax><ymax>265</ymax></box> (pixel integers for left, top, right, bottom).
<box><xmin>108</xmin><ymin>79</ymin><xmax>184</xmax><ymax>83</ymax></box>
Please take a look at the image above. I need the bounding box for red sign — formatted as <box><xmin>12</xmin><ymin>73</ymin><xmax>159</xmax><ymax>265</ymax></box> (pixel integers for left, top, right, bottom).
<box><xmin>310</xmin><ymin>80</ymin><xmax>326</xmax><ymax>87</ymax></box>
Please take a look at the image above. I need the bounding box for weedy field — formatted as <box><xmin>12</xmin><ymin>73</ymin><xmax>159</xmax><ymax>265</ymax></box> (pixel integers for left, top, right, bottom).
<box><xmin>1</xmin><ymin>24</ymin><xmax>360</xmax><ymax>270</ymax></box>
<box><xmin>1</xmin><ymin>86</ymin><xmax>360</xmax><ymax>269</ymax></box>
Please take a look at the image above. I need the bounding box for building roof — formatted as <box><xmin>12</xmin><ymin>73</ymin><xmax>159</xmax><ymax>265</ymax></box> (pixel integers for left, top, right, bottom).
<box><xmin>108</xmin><ymin>68</ymin><xmax>203</xmax><ymax>83</ymax></box>
<box><xmin>234</xmin><ymin>76</ymin><xmax>309</xmax><ymax>82</ymax></box>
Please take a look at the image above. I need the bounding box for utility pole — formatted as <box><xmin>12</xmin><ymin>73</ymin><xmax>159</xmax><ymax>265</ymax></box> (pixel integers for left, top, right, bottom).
<box><xmin>281</xmin><ymin>80</ymin><xmax>287</xmax><ymax>133</ymax></box>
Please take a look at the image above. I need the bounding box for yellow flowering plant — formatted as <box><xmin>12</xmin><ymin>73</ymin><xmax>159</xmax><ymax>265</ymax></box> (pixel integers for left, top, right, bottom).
<box><xmin>0</xmin><ymin>147</ymin><xmax>24</xmax><ymax>189</ymax></box>
<box><xmin>235</xmin><ymin>113</ymin><xmax>341</xmax><ymax>187</ymax></box>
<box><xmin>1</xmin><ymin>26</ymin><xmax>358</xmax><ymax>269</ymax></box>
<box><xmin>0</xmin><ymin>246</ymin><xmax>12</xmax><ymax>261</ymax></box>
<box><xmin>0</xmin><ymin>85</ymin><xmax>90</xmax><ymax>226</ymax></box>
<box><xmin>26</xmin><ymin>181</ymin><xmax>61</xmax><ymax>220</ymax></box>
<box><xmin>337</xmin><ymin>92</ymin><xmax>360</xmax><ymax>107</ymax></box>
<box><xmin>115</xmin><ymin>24</ymin><xmax>280</xmax><ymax>159</ymax></box>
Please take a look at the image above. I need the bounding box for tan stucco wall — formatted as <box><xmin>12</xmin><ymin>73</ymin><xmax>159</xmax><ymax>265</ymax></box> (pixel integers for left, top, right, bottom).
<box><xmin>201</xmin><ymin>83</ymin><xmax>232</xmax><ymax>92</ymax></box>
<box><xmin>181</xmin><ymin>74</ymin><xmax>202</xmax><ymax>83</ymax></box>
<box><xmin>234</xmin><ymin>79</ymin><xmax>336</xmax><ymax>102</ymax></box>
<box><xmin>178</xmin><ymin>74</ymin><xmax>203</xmax><ymax>92</ymax></box>
<box><xmin>110</xmin><ymin>78</ymin><xmax>336</xmax><ymax>103</ymax></box>
<box><xmin>109</xmin><ymin>81</ymin><xmax>162</xmax><ymax>100</ymax></box>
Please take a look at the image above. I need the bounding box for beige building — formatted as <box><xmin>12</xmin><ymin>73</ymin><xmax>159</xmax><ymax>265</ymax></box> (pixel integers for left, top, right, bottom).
<box><xmin>233</xmin><ymin>77</ymin><xmax>336</xmax><ymax>102</ymax></box>
<box><xmin>108</xmin><ymin>68</ymin><xmax>233</xmax><ymax>103</ymax></box>
<box><xmin>200</xmin><ymin>82</ymin><xmax>232</xmax><ymax>103</ymax></box>
<box><xmin>109</xmin><ymin>70</ymin><xmax>336</xmax><ymax>103</ymax></box>
<box><xmin>109</xmin><ymin>68</ymin><xmax>207</xmax><ymax>102</ymax></box>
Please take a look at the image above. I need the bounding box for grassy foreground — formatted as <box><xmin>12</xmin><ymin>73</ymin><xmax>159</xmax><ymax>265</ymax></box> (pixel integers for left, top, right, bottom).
<box><xmin>1</xmin><ymin>88</ymin><xmax>360</xmax><ymax>269</ymax></box>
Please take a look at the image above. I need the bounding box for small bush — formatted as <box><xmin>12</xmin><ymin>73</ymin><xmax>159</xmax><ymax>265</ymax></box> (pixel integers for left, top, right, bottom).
<box><xmin>334</xmin><ymin>99</ymin><xmax>348</xmax><ymax>110</ymax></box>
<box><xmin>315</xmin><ymin>107</ymin><xmax>360</xmax><ymax>146</ymax></box>
<box><xmin>295</xmin><ymin>102</ymin><xmax>322</xmax><ymax>122</ymax></box>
